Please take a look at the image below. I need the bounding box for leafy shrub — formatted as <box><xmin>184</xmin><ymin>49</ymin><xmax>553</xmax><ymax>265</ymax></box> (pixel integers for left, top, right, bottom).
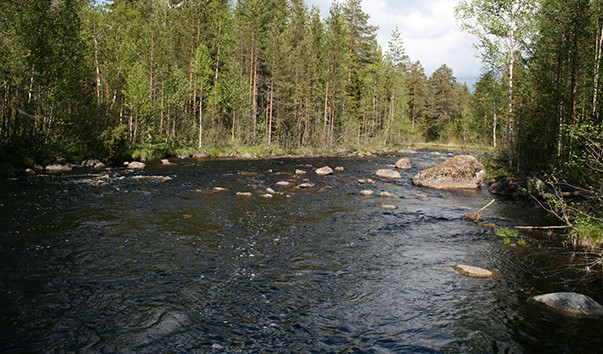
<box><xmin>100</xmin><ymin>125</ymin><xmax>129</xmax><ymax>164</ymax></box>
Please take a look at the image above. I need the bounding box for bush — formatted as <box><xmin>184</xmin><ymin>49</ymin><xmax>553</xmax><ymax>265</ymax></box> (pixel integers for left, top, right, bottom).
<box><xmin>100</xmin><ymin>125</ymin><xmax>129</xmax><ymax>164</ymax></box>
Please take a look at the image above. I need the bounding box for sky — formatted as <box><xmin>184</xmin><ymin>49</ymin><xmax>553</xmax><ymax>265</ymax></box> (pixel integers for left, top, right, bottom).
<box><xmin>305</xmin><ymin>0</ymin><xmax>483</xmax><ymax>87</ymax></box>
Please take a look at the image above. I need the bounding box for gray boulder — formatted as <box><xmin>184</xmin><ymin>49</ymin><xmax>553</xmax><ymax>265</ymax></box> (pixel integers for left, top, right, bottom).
<box><xmin>315</xmin><ymin>166</ymin><xmax>333</xmax><ymax>176</ymax></box>
<box><xmin>412</xmin><ymin>155</ymin><xmax>484</xmax><ymax>189</ymax></box>
<box><xmin>529</xmin><ymin>292</ymin><xmax>603</xmax><ymax>319</ymax></box>
<box><xmin>452</xmin><ymin>264</ymin><xmax>497</xmax><ymax>278</ymax></box>
<box><xmin>375</xmin><ymin>169</ymin><xmax>402</xmax><ymax>179</ymax></box>
<box><xmin>127</xmin><ymin>161</ymin><xmax>146</xmax><ymax>170</ymax></box>
<box><xmin>395</xmin><ymin>157</ymin><xmax>412</xmax><ymax>170</ymax></box>
<box><xmin>46</xmin><ymin>164</ymin><xmax>73</xmax><ymax>173</ymax></box>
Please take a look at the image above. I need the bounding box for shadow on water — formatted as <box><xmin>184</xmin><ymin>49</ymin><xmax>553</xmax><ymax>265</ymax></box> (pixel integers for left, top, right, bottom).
<box><xmin>1</xmin><ymin>151</ymin><xmax>602</xmax><ymax>352</ymax></box>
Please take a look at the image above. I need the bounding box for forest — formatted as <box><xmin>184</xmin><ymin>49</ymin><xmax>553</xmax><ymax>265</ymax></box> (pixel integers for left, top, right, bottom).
<box><xmin>0</xmin><ymin>1</ymin><xmax>601</xmax><ymax>229</ymax></box>
<box><xmin>0</xmin><ymin>0</ymin><xmax>480</xmax><ymax>163</ymax></box>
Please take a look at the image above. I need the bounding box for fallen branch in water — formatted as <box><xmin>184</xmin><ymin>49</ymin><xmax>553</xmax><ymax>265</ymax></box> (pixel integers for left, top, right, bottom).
<box><xmin>515</xmin><ymin>225</ymin><xmax>572</xmax><ymax>230</ymax></box>
<box><xmin>464</xmin><ymin>199</ymin><xmax>496</xmax><ymax>223</ymax></box>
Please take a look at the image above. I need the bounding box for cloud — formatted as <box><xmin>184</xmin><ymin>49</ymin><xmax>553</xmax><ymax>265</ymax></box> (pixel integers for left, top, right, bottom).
<box><xmin>306</xmin><ymin>0</ymin><xmax>482</xmax><ymax>86</ymax></box>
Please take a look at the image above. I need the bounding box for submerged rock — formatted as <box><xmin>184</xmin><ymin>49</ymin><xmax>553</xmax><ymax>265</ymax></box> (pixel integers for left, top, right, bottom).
<box><xmin>358</xmin><ymin>178</ymin><xmax>376</xmax><ymax>185</ymax></box>
<box><xmin>127</xmin><ymin>161</ymin><xmax>146</xmax><ymax>170</ymax></box>
<box><xmin>452</xmin><ymin>264</ymin><xmax>496</xmax><ymax>278</ymax></box>
<box><xmin>378</xmin><ymin>191</ymin><xmax>399</xmax><ymax>198</ymax></box>
<box><xmin>275</xmin><ymin>181</ymin><xmax>292</xmax><ymax>187</ymax></box>
<box><xmin>380</xmin><ymin>204</ymin><xmax>398</xmax><ymax>210</ymax></box>
<box><xmin>359</xmin><ymin>190</ymin><xmax>374</xmax><ymax>196</ymax></box>
<box><xmin>298</xmin><ymin>182</ymin><xmax>316</xmax><ymax>189</ymax></box>
<box><xmin>412</xmin><ymin>155</ymin><xmax>484</xmax><ymax>189</ymax></box>
<box><xmin>295</xmin><ymin>169</ymin><xmax>307</xmax><ymax>175</ymax></box>
<box><xmin>529</xmin><ymin>292</ymin><xmax>603</xmax><ymax>319</ymax></box>
<box><xmin>236</xmin><ymin>192</ymin><xmax>253</xmax><ymax>197</ymax></box>
<box><xmin>395</xmin><ymin>157</ymin><xmax>412</xmax><ymax>170</ymax></box>
<box><xmin>315</xmin><ymin>166</ymin><xmax>333</xmax><ymax>176</ymax></box>
<box><xmin>375</xmin><ymin>169</ymin><xmax>402</xmax><ymax>179</ymax></box>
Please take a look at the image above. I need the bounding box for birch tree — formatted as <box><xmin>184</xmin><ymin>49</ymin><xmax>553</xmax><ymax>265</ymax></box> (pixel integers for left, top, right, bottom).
<box><xmin>455</xmin><ymin>0</ymin><xmax>538</xmax><ymax>166</ymax></box>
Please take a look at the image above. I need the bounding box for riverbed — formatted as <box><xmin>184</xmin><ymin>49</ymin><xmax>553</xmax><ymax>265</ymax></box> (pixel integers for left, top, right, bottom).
<box><xmin>1</xmin><ymin>151</ymin><xmax>602</xmax><ymax>352</ymax></box>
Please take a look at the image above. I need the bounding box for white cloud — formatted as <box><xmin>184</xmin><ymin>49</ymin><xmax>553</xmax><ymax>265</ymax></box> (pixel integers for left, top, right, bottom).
<box><xmin>305</xmin><ymin>0</ymin><xmax>482</xmax><ymax>86</ymax></box>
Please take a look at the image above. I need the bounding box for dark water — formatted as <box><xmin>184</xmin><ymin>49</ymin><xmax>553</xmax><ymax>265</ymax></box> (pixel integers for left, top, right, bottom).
<box><xmin>1</xmin><ymin>151</ymin><xmax>602</xmax><ymax>352</ymax></box>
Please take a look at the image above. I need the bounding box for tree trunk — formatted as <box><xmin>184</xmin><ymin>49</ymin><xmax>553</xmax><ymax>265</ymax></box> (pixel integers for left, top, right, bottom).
<box><xmin>323</xmin><ymin>81</ymin><xmax>329</xmax><ymax>143</ymax></box>
<box><xmin>160</xmin><ymin>80</ymin><xmax>164</xmax><ymax>140</ymax></box>
<box><xmin>251</xmin><ymin>49</ymin><xmax>258</xmax><ymax>143</ymax></box>
<box><xmin>594</xmin><ymin>0</ymin><xmax>603</xmax><ymax>120</ymax></box>
<box><xmin>93</xmin><ymin>24</ymin><xmax>101</xmax><ymax>105</ymax></box>
<box><xmin>198</xmin><ymin>91</ymin><xmax>203</xmax><ymax>150</ymax></box>
<box><xmin>493</xmin><ymin>88</ymin><xmax>497</xmax><ymax>149</ymax></box>
<box><xmin>268</xmin><ymin>78</ymin><xmax>274</xmax><ymax>151</ymax></box>
<box><xmin>149</xmin><ymin>32</ymin><xmax>154</xmax><ymax>102</ymax></box>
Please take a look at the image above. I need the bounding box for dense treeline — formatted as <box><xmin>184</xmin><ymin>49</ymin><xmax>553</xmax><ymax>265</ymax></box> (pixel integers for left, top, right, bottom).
<box><xmin>1</xmin><ymin>0</ymin><xmax>474</xmax><ymax>164</ymax></box>
<box><xmin>458</xmin><ymin>0</ymin><xmax>602</xmax><ymax>239</ymax></box>
<box><xmin>0</xmin><ymin>1</ymin><xmax>601</xmax><ymax>178</ymax></box>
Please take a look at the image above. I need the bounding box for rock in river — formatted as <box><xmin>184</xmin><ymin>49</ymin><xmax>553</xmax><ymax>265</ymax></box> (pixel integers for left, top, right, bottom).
<box><xmin>395</xmin><ymin>157</ymin><xmax>412</xmax><ymax>170</ymax></box>
<box><xmin>452</xmin><ymin>264</ymin><xmax>496</xmax><ymax>278</ymax></box>
<box><xmin>529</xmin><ymin>292</ymin><xmax>603</xmax><ymax>319</ymax></box>
<box><xmin>315</xmin><ymin>166</ymin><xmax>333</xmax><ymax>176</ymax></box>
<box><xmin>359</xmin><ymin>190</ymin><xmax>374</xmax><ymax>196</ymax></box>
<box><xmin>378</xmin><ymin>191</ymin><xmax>399</xmax><ymax>198</ymax></box>
<box><xmin>412</xmin><ymin>155</ymin><xmax>484</xmax><ymax>189</ymax></box>
<box><xmin>127</xmin><ymin>161</ymin><xmax>146</xmax><ymax>170</ymax></box>
<box><xmin>375</xmin><ymin>169</ymin><xmax>402</xmax><ymax>179</ymax></box>
<box><xmin>46</xmin><ymin>164</ymin><xmax>73</xmax><ymax>173</ymax></box>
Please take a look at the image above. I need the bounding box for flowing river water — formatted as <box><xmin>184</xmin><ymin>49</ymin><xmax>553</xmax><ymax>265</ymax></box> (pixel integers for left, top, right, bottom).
<box><xmin>1</xmin><ymin>151</ymin><xmax>602</xmax><ymax>352</ymax></box>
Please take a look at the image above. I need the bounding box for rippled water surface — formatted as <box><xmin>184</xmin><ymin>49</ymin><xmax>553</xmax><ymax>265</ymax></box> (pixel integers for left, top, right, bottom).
<box><xmin>1</xmin><ymin>151</ymin><xmax>602</xmax><ymax>352</ymax></box>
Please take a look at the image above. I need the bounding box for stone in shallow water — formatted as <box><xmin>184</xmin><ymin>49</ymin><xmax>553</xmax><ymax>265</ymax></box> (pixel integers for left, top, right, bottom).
<box><xmin>315</xmin><ymin>166</ymin><xmax>333</xmax><ymax>176</ymax></box>
<box><xmin>378</xmin><ymin>191</ymin><xmax>399</xmax><ymax>198</ymax></box>
<box><xmin>452</xmin><ymin>264</ymin><xmax>496</xmax><ymax>278</ymax></box>
<box><xmin>380</xmin><ymin>204</ymin><xmax>398</xmax><ymax>210</ymax></box>
<box><xmin>127</xmin><ymin>161</ymin><xmax>146</xmax><ymax>170</ymax></box>
<box><xmin>236</xmin><ymin>192</ymin><xmax>253</xmax><ymax>197</ymax></box>
<box><xmin>375</xmin><ymin>169</ymin><xmax>402</xmax><ymax>179</ymax></box>
<box><xmin>358</xmin><ymin>178</ymin><xmax>376</xmax><ymax>184</ymax></box>
<box><xmin>528</xmin><ymin>292</ymin><xmax>603</xmax><ymax>319</ymax></box>
<box><xmin>359</xmin><ymin>190</ymin><xmax>374</xmax><ymax>196</ymax></box>
<box><xmin>412</xmin><ymin>155</ymin><xmax>484</xmax><ymax>189</ymax></box>
<box><xmin>395</xmin><ymin>157</ymin><xmax>412</xmax><ymax>170</ymax></box>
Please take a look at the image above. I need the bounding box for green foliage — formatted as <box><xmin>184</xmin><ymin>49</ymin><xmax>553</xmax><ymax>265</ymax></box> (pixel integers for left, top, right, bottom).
<box><xmin>496</xmin><ymin>227</ymin><xmax>527</xmax><ymax>247</ymax></box>
<box><xmin>496</xmin><ymin>227</ymin><xmax>520</xmax><ymax>239</ymax></box>
<box><xmin>573</xmin><ymin>216</ymin><xmax>603</xmax><ymax>248</ymax></box>
<box><xmin>100</xmin><ymin>125</ymin><xmax>129</xmax><ymax>164</ymax></box>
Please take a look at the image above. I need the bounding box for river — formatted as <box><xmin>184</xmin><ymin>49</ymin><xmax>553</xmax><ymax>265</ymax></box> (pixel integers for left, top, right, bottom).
<box><xmin>1</xmin><ymin>151</ymin><xmax>602</xmax><ymax>352</ymax></box>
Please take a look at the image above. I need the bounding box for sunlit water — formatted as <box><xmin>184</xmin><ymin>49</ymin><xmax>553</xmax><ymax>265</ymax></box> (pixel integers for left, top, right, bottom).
<box><xmin>1</xmin><ymin>151</ymin><xmax>602</xmax><ymax>352</ymax></box>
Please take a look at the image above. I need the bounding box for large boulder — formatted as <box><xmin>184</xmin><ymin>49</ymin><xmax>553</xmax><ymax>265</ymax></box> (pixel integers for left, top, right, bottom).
<box><xmin>395</xmin><ymin>157</ymin><xmax>412</xmax><ymax>170</ymax></box>
<box><xmin>528</xmin><ymin>292</ymin><xmax>603</xmax><ymax>319</ymax></box>
<box><xmin>375</xmin><ymin>169</ymin><xmax>402</xmax><ymax>179</ymax></box>
<box><xmin>412</xmin><ymin>155</ymin><xmax>484</xmax><ymax>189</ymax></box>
